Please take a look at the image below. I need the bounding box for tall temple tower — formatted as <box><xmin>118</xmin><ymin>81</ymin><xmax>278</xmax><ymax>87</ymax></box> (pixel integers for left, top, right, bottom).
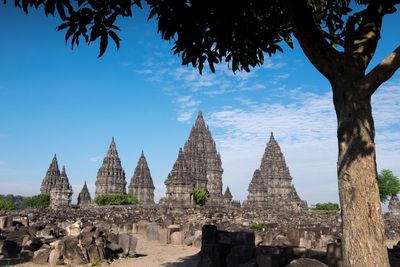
<box><xmin>183</xmin><ymin>111</ymin><xmax>223</xmax><ymax>202</ymax></box>
<box><xmin>40</xmin><ymin>154</ymin><xmax>61</xmax><ymax>194</ymax></box>
<box><xmin>77</xmin><ymin>181</ymin><xmax>92</xmax><ymax>206</ymax></box>
<box><xmin>50</xmin><ymin>166</ymin><xmax>73</xmax><ymax>209</ymax></box>
<box><xmin>161</xmin><ymin>148</ymin><xmax>195</xmax><ymax>207</ymax></box>
<box><xmin>128</xmin><ymin>151</ymin><xmax>155</xmax><ymax>205</ymax></box>
<box><xmin>161</xmin><ymin>111</ymin><xmax>224</xmax><ymax>207</ymax></box>
<box><xmin>95</xmin><ymin>137</ymin><xmax>127</xmax><ymax>195</ymax></box>
<box><xmin>244</xmin><ymin>132</ymin><xmax>307</xmax><ymax>211</ymax></box>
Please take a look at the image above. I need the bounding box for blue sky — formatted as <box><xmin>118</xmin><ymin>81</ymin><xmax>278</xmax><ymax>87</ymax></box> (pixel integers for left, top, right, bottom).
<box><xmin>0</xmin><ymin>4</ymin><xmax>399</xmax><ymax>205</ymax></box>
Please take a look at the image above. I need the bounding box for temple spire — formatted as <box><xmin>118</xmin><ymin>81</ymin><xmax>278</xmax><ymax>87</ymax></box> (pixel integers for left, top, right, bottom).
<box><xmin>40</xmin><ymin>154</ymin><xmax>61</xmax><ymax>194</ymax></box>
<box><xmin>78</xmin><ymin>180</ymin><xmax>92</xmax><ymax>206</ymax></box>
<box><xmin>128</xmin><ymin>151</ymin><xmax>155</xmax><ymax>205</ymax></box>
<box><xmin>95</xmin><ymin>138</ymin><xmax>126</xmax><ymax>195</ymax></box>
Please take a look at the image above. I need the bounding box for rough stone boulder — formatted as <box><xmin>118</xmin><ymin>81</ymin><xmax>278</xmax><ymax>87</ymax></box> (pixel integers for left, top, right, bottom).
<box><xmin>118</xmin><ymin>233</ymin><xmax>138</xmax><ymax>257</ymax></box>
<box><xmin>33</xmin><ymin>247</ymin><xmax>50</xmax><ymax>264</ymax></box>
<box><xmin>285</xmin><ymin>258</ymin><xmax>328</xmax><ymax>267</ymax></box>
<box><xmin>65</xmin><ymin>220</ymin><xmax>83</xmax><ymax>237</ymax></box>
<box><xmin>63</xmin><ymin>237</ymin><xmax>87</xmax><ymax>265</ymax></box>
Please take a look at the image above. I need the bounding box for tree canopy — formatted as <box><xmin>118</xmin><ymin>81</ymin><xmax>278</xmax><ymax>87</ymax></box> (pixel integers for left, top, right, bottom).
<box><xmin>377</xmin><ymin>169</ymin><xmax>400</xmax><ymax>203</ymax></box>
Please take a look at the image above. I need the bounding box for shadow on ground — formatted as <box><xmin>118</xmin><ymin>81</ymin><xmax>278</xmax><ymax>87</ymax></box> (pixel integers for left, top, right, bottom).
<box><xmin>161</xmin><ymin>252</ymin><xmax>200</xmax><ymax>267</ymax></box>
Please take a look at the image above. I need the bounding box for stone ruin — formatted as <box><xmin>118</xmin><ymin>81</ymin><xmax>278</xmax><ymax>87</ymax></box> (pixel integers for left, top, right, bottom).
<box><xmin>160</xmin><ymin>111</ymin><xmax>233</xmax><ymax>208</ymax></box>
<box><xmin>243</xmin><ymin>132</ymin><xmax>307</xmax><ymax>212</ymax></box>
<box><xmin>40</xmin><ymin>154</ymin><xmax>60</xmax><ymax>195</ymax></box>
<box><xmin>389</xmin><ymin>194</ymin><xmax>400</xmax><ymax>217</ymax></box>
<box><xmin>77</xmin><ymin>181</ymin><xmax>92</xmax><ymax>207</ymax></box>
<box><xmin>50</xmin><ymin>166</ymin><xmax>73</xmax><ymax>209</ymax></box>
<box><xmin>95</xmin><ymin>137</ymin><xmax>127</xmax><ymax>196</ymax></box>
<box><xmin>128</xmin><ymin>151</ymin><xmax>155</xmax><ymax>205</ymax></box>
<box><xmin>40</xmin><ymin>155</ymin><xmax>73</xmax><ymax>209</ymax></box>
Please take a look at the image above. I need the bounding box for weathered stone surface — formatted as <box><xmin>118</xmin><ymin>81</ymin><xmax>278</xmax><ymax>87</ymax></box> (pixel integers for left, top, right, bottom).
<box><xmin>77</xmin><ymin>181</ymin><xmax>92</xmax><ymax>206</ymax></box>
<box><xmin>40</xmin><ymin>154</ymin><xmax>60</xmax><ymax>194</ymax></box>
<box><xmin>0</xmin><ymin>216</ymin><xmax>13</xmax><ymax>229</ymax></box>
<box><xmin>244</xmin><ymin>132</ymin><xmax>307</xmax><ymax>212</ymax></box>
<box><xmin>226</xmin><ymin>245</ymin><xmax>255</xmax><ymax>267</ymax></box>
<box><xmin>95</xmin><ymin>137</ymin><xmax>126</xmax><ymax>195</ymax></box>
<box><xmin>87</xmin><ymin>244</ymin><xmax>104</xmax><ymax>264</ymax></box>
<box><xmin>146</xmin><ymin>223</ymin><xmax>160</xmax><ymax>241</ymax></box>
<box><xmin>1</xmin><ymin>240</ymin><xmax>19</xmax><ymax>258</ymax></box>
<box><xmin>326</xmin><ymin>242</ymin><xmax>342</xmax><ymax>267</ymax></box>
<box><xmin>285</xmin><ymin>258</ymin><xmax>328</xmax><ymax>267</ymax></box>
<box><xmin>50</xmin><ymin>166</ymin><xmax>73</xmax><ymax>209</ymax></box>
<box><xmin>48</xmin><ymin>240</ymin><xmax>64</xmax><ymax>266</ymax></box>
<box><xmin>66</xmin><ymin>220</ymin><xmax>82</xmax><ymax>237</ymax></box>
<box><xmin>389</xmin><ymin>195</ymin><xmax>400</xmax><ymax>217</ymax></box>
<box><xmin>193</xmin><ymin>230</ymin><xmax>202</xmax><ymax>248</ymax></box>
<box><xmin>171</xmin><ymin>231</ymin><xmax>184</xmax><ymax>245</ymax></box>
<box><xmin>33</xmin><ymin>248</ymin><xmax>50</xmax><ymax>264</ymax></box>
<box><xmin>118</xmin><ymin>233</ymin><xmax>137</xmax><ymax>257</ymax></box>
<box><xmin>158</xmin><ymin>228</ymin><xmax>169</xmax><ymax>244</ymax></box>
<box><xmin>63</xmin><ymin>237</ymin><xmax>87</xmax><ymax>265</ymax></box>
<box><xmin>128</xmin><ymin>151</ymin><xmax>155</xmax><ymax>205</ymax></box>
<box><xmin>161</xmin><ymin>111</ymin><xmax>224</xmax><ymax>207</ymax></box>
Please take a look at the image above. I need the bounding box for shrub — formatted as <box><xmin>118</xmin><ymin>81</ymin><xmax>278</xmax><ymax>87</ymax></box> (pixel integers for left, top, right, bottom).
<box><xmin>193</xmin><ymin>188</ymin><xmax>209</xmax><ymax>206</ymax></box>
<box><xmin>22</xmin><ymin>194</ymin><xmax>50</xmax><ymax>209</ymax></box>
<box><xmin>0</xmin><ymin>199</ymin><xmax>16</xmax><ymax>211</ymax></box>
<box><xmin>0</xmin><ymin>194</ymin><xmax>27</xmax><ymax>209</ymax></box>
<box><xmin>94</xmin><ymin>193</ymin><xmax>138</xmax><ymax>206</ymax></box>
<box><xmin>311</xmin><ymin>202</ymin><xmax>340</xmax><ymax>212</ymax></box>
<box><xmin>250</xmin><ymin>223</ymin><xmax>265</xmax><ymax>231</ymax></box>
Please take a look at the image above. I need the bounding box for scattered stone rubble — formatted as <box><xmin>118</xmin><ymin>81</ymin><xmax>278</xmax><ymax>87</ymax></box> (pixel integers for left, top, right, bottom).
<box><xmin>1</xmin><ymin>206</ymin><xmax>400</xmax><ymax>266</ymax></box>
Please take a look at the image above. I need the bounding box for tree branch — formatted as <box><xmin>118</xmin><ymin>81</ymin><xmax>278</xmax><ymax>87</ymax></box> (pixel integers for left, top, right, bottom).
<box><xmin>362</xmin><ymin>45</ymin><xmax>400</xmax><ymax>95</ymax></box>
<box><xmin>281</xmin><ymin>0</ymin><xmax>342</xmax><ymax>82</ymax></box>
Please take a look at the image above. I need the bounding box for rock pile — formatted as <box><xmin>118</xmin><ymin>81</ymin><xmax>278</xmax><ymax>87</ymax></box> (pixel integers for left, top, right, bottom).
<box><xmin>0</xmin><ymin>216</ymin><xmax>137</xmax><ymax>265</ymax></box>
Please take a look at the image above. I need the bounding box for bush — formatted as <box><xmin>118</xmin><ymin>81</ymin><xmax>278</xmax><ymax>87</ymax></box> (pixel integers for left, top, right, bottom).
<box><xmin>311</xmin><ymin>202</ymin><xmax>340</xmax><ymax>211</ymax></box>
<box><xmin>193</xmin><ymin>188</ymin><xmax>209</xmax><ymax>206</ymax></box>
<box><xmin>22</xmin><ymin>194</ymin><xmax>50</xmax><ymax>209</ymax></box>
<box><xmin>250</xmin><ymin>223</ymin><xmax>265</xmax><ymax>231</ymax></box>
<box><xmin>0</xmin><ymin>199</ymin><xmax>16</xmax><ymax>211</ymax></box>
<box><xmin>0</xmin><ymin>194</ymin><xmax>27</xmax><ymax>209</ymax></box>
<box><xmin>94</xmin><ymin>193</ymin><xmax>138</xmax><ymax>206</ymax></box>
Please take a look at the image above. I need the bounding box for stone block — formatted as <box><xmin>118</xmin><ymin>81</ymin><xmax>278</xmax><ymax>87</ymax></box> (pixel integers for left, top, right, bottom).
<box><xmin>198</xmin><ymin>243</ymin><xmax>221</xmax><ymax>267</ymax></box>
<box><xmin>202</xmin><ymin>225</ymin><xmax>218</xmax><ymax>245</ymax></box>
<box><xmin>132</xmin><ymin>223</ymin><xmax>139</xmax><ymax>234</ymax></box>
<box><xmin>193</xmin><ymin>230</ymin><xmax>202</xmax><ymax>248</ymax></box>
<box><xmin>63</xmin><ymin>237</ymin><xmax>87</xmax><ymax>265</ymax></box>
<box><xmin>146</xmin><ymin>223</ymin><xmax>160</xmax><ymax>241</ymax></box>
<box><xmin>138</xmin><ymin>221</ymin><xmax>148</xmax><ymax>234</ymax></box>
<box><xmin>226</xmin><ymin>245</ymin><xmax>255</xmax><ymax>267</ymax></box>
<box><xmin>65</xmin><ymin>220</ymin><xmax>82</xmax><ymax>237</ymax></box>
<box><xmin>87</xmin><ymin>244</ymin><xmax>104</xmax><ymax>264</ymax></box>
<box><xmin>2</xmin><ymin>240</ymin><xmax>19</xmax><ymax>258</ymax></box>
<box><xmin>286</xmin><ymin>258</ymin><xmax>328</xmax><ymax>267</ymax></box>
<box><xmin>118</xmin><ymin>233</ymin><xmax>138</xmax><ymax>257</ymax></box>
<box><xmin>256</xmin><ymin>254</ymin><xmax>272</xmax><ymax>267</ymax></box>
<box><xmin>0</xmin><ymin>216</ymin><xmax>13</xmax><ymax>229</ymax></box>
<box><xmin>158</xmin><ymin>228</ymin><xmax>169</xmax><ymax>244</ymax></box>
<box><xmin>326</xmin><ymin>242</ymin><xmax>342</xmax><ymax>267</ymax></box>
<box><xmin>171</xmin><ymin>231</ymin><xmax>184</xmax><ymax>245</ymax></box>
<box><xmin>33</xmin><ymin>248</ymin><xmax>50</xmax><ymax>264</ymax></box>
<box><xmin>184</xmin><ymin>235</ymin><xmax>195</xmax><ymax>246</ymax></box>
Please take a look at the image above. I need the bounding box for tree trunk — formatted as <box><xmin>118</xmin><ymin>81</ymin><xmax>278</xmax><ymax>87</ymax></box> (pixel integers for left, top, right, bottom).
<box><xmin>333</xmin><ymin>79</ymin><xmax>389</xmax><ymax>267</ymax></box>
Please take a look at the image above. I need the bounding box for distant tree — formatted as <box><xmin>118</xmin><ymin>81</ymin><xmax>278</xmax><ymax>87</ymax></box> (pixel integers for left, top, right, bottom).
<box><xmin>0</xmin><ymin>199</ymin><xmax>16</xmax><ymax>211</ymax></box>
<box><xmin>5</xmin><ymin>0</ymin><xmax>400</xmax><ymax>265</ymax></box>
<box><xmin>0</xmin><ymin>194</ymin><xmax>28</xmax><ymax>210</ymax></box>
<box><xmin>94</xmin><ymin>193</ymin><xmax>138</xmax><ymax>206</ymax></box>
<box><xmin>22</xmin><ymin>194</ymin><xmax>50</xmax><ymax>209</ymax></box>
<box><xmin>193</xmin><ymin>188</ymin><xmax>209</xmax><ymax>206</ymax></box>
<box><xmin>377</xmin><ymin>169</ymin><xmax>400</xmax><ymax>203</ymax></box>
<box><xmin>312</xmin><ymin>202</ymin><xmax>340</xmax><ymax>211</ymax></box>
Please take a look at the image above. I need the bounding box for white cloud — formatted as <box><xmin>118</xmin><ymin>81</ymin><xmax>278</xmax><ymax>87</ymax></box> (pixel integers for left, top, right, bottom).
<box><xmin>206</xmin><ymin>83</ymin><xmax>400</xmax><ymax>205</ymax></box>
<box><xmin>89</xmin><ymin>156</ymin><xmax>101</xmax><ymax>163</ymax></box>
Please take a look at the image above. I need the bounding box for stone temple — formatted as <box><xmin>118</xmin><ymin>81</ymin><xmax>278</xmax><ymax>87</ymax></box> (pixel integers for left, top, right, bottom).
<box><xmin>128</xmin><ymin>151</ymin><xmax>155</xmax><ymax>205</ymax></box>
<box><xmin>244</xmin><ymin>132</ymin><xmax>307</xmax><ymax>211</ymax></box>
<box><xmin>50</xmin><ymin>166</ymin><xmax>73</xmax><ymax>209</ymax></box>
<box><xmin>95</xmin><ymin>137</ymin><xmax>127</xmax><ymax>196</ymax></box>
<box><xmin>40</xmin><ymin>154</ymin><xmax>61</xmax><ymax>194</ymax></box>
<box><xmin>160</xmin><ymin>111</ymin><xmax>224</xmax><ymax>207</ymax></box>
<box><xmin>77</xmin><ymin>181</ymin><xmax>92</xmax><ymax>206</ymax></box>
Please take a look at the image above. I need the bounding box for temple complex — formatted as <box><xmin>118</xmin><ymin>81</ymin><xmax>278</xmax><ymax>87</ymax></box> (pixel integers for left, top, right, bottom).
<box><xmin>161</xmin><ymin>111</ymin><xmax>223</xmax><ymax>207</ymax></box>
<box><xmin>40</xmin><ymin>154</ymin><xmax>61</xmax><ymax>194</ymax></box>
<box><xmin>50</xmin><ymin>166</ymin><xmax>73</xmax><ymax>209</ymax></box>
<box><xmin>160</xmin><ymin>148</ymin><xmax>195</xmax><ymax>207</ymax></box>
<box><xmin>244</xmin><ymin>132</ymin><xmax>307</xmax><ymax>211</ymax></box>
<box><xmin>95</xmin><ymin>137</ymin><xmax>127</xmax><ymax>196</ymax></box>
<box><xmin>128</xmin><ymin>151</ymin><xmax>155</xmax><ymax>205</ymax></box>
<box><xmin>77</xmin><ymin>181</ymin><xmax>92</xmax><ymax>206</ymax></box>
